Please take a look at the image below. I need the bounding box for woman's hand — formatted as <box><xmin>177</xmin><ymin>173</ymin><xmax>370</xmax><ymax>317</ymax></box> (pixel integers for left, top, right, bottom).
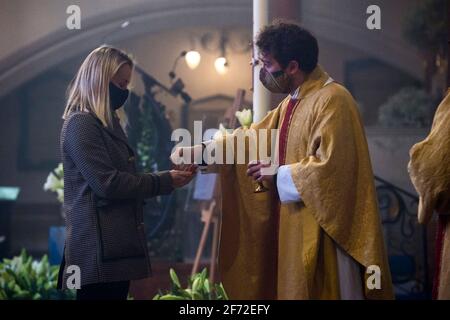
<box><xmin>170</xmin><ymin>145</ymin><xmax>203</xmax><ymax>165</ymax></box>
<box><xmin>170</xmin><ymin>169</ymin><xmax>196</xmax><ymax>188</ymax></box>
<box><xmin>173</xmin><ymin>163</ymin><xmax>198</xmax><ymax>173</ymax></box>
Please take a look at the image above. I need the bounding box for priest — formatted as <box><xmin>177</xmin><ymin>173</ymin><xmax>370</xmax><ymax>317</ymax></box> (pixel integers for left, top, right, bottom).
<box><xmin>172</xmin><ymin>22</ymin><xmax>394</xmax><ymax>300</ymax></box>
<box><xmin>408</xmin><ymin>89</ymin><xmax>450</xmax><ymax>299</ymax></box>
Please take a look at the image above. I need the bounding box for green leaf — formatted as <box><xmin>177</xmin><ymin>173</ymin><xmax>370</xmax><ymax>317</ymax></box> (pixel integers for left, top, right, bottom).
<box><xmin>192</xmin><ymin>277</ymin><xmax>202</xmax><ymax>293</ymax></box>
<box><xmin>215</xmin><ymin>283</ymin><xmax>229</xmax><ymax>300</ymax></box>
<box><xmin>169</xmin><ymin>268</ymin><xmax>181</xmax><ymax>289</ymax></box>
<box><xmin>158</xmin><ymin>294</ymin><xmax>187</xmax><ymax>300</ymax></box>
<box><xmin>204</xmin><ymin>279</ymin><xmax>211</xmax><ymax>294</ymax></box>
<box><xmin>180</xmin><ymin>289</ymin><xmax>193</xmax><ymax>300</ymax></box>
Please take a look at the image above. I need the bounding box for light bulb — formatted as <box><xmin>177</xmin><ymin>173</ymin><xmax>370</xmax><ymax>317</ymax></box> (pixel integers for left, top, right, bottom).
<box><xmin>214</xmin><ymin>57</ymin><xmax>228</xmax><ymax>75</ymax></box>
<box><xmin>185</xmin><ymin>50</ymin><xmax>201</xmax><ymax>69</ymax></box>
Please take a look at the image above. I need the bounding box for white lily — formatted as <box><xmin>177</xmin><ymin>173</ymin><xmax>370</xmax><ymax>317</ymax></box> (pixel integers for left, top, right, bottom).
<box><xmin>43</xmin><ymin>172</ymin><xmax>59</xmax><ymax>192</ymax></box>
<box><xmin>56</xmin><ymin>189</ymin><xmax>64</xmax><ymax>203</ymax></box>
<box><xmin>54</xmin><ymin>163</ymin><xmax>64</xmax><ymax>178</ymax></box>
<box><xmin>235</xmin><ymin>109</ymin><xmax>253</xmax><ymax>128</ymax></box>
<box><xmin>43</xmin><ymin>163</ymin><xmax>64</xmax><ymax>204</ymax></box>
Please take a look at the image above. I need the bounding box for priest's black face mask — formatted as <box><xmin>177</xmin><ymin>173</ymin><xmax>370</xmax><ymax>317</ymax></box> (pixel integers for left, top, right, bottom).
<box><xmin>259</xmin><ymin>68</ymin><xmax>293</xmax><ymax>94</ymax></box>
<box><xmin>258</xmin><ymin>53</ymin><xmax>294</xmax><ymax>94</ymax></box>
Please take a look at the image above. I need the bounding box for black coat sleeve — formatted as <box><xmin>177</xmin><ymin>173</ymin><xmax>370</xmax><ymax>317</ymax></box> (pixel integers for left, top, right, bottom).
<box><xmin>63</xmin><ymin>113</ymin><xmax>173</xmax><ymax>199</ymax></box>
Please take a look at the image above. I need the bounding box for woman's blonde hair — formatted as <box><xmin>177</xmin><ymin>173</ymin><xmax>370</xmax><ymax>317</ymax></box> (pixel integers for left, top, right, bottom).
<box><xmin>62</xmin><ymin>45</ymin><xmax>134</xmax><ymax>129</ymax></box>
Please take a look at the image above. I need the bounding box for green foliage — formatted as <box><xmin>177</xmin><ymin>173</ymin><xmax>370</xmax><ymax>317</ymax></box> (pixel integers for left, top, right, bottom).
<box><xmin>0</xmin><ymin>249</ymin><xmax>75</xmax><ymax>300</ymax></box>
<box><xmin>378</xmin><ymin>87</ymin><xmax>433</xmax><ymax>128</ymax></box>
<box><xmin>153</xmin><ymin>268</ymin><xmax>229</xmax><ymax>300</ymax></box>
<box><xmin>403</xmin><ymin>0</ymin><xmax>447</xmax><ymax>53</ymax></box>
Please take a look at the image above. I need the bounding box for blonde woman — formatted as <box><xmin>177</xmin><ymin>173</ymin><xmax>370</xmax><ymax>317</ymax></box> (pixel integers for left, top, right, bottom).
<box><xmin>57</xmin><ymin>46</ymin><xmax>195</xmax><ymax>300</ymax></box>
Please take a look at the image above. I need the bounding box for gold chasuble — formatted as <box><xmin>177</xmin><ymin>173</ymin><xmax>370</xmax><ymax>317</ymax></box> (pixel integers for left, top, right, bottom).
<box><xmin>217</xmin><ymin>66</ymin><xmax>394</xmax><ymax>300</ymax></box>
<box><xmin>408</xmin><ymin>89</ymin><xmax>450</xmax><ymax>299</ymax></box>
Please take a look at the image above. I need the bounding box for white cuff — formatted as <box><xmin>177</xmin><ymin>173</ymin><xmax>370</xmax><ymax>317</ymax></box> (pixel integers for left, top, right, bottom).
<box><xmin>277</xmin><ymin>165</ymin><xmax>301</xmax><ymax>204</ymax></box>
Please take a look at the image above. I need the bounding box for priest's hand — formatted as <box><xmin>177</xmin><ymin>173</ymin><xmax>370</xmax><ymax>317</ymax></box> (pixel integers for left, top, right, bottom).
<box><xmin>246</xmin><ymin>160</ymin><xmax>275</xmax><ymax>185</ymax></box>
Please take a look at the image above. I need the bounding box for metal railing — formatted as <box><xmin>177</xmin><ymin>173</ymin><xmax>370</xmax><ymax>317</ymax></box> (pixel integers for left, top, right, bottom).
<box><xmin>375</xmin><ymin>176</ymin><xmax>430</xmax><ymax>299</ymax></box>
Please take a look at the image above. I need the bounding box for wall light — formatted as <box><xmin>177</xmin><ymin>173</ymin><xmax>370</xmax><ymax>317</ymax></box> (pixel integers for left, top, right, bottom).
<box><xmin>185</xmin><ymin>50</ymin><xmax>201</xmax><ymax>70</ymax></box>
<box><xmin>214</xmin><ymin>56</ymin><xmax>228</xmax><ymax>75</ymax></box>
<box><xmin>181</xmin><ymin>30</ymin><xmax>250</xmax><ymax>75</ymax></box>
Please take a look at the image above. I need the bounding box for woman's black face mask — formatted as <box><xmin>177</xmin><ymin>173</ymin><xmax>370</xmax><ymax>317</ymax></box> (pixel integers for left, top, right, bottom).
<box><xmin>109</xmin><ymin>82</ymin><xmax>129</xmax><ymax>110</ymax></box>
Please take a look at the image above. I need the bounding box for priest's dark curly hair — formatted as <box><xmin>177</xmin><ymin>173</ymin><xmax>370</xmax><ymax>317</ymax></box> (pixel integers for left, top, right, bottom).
<box><xmin>256</xmin><ymin>20</ymin><xmax>319</xmax><ymax>73</ymax></box>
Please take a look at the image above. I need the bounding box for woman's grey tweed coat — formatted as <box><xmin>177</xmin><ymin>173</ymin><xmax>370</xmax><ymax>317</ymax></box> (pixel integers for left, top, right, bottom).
<box><xmin>57</xmin><ymin>111</ymin><xmax>173</xmax><ymax>289</ymax></box>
